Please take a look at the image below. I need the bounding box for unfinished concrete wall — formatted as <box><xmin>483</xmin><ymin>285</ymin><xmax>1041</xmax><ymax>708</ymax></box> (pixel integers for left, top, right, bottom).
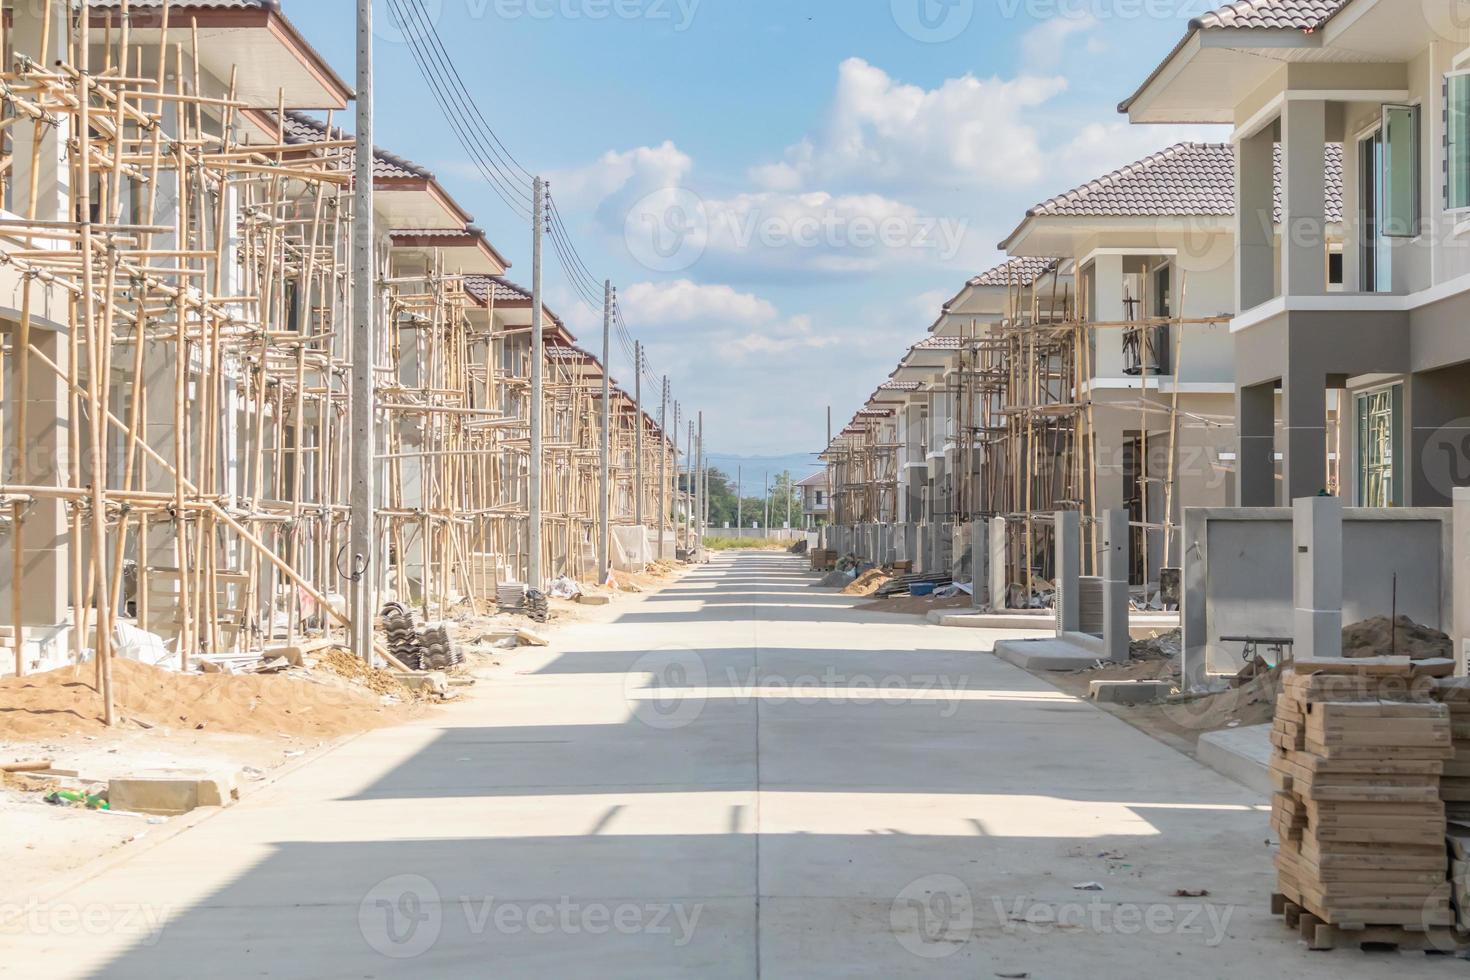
<box><xmin>1182</xmin><ymin>506</ymin><xmax>1453</xmax><ymax>687</ymax></box>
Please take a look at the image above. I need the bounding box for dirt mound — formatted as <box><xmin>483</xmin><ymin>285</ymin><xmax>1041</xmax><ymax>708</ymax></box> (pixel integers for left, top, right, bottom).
<box><xmin>855</xmin><ymin>595</ymin><xmax>972</xmax><ymax>616</ymax></box>
<box><xmin>0</xmin><ymin>659</ymin><xmax>406</xmax><ymax>740</ymax></box>
<box><xmin>316</xmin><ymin>648</ymin><xmax>414</xmax><ymax>698</ymax></box>
<box><xmin>842</xmin><ymin>570</ymin><xmax>893</xmax><ymax>597</ymax></box>
<box><xmin>813</xmin><ymin>570</ymin><xmax>851</xmax><ymax>588</ymax></box>
<box><xmin>1342</xmin><ymin>615</ymin><xmax>1451</xmax><ymax>661</ymax></box>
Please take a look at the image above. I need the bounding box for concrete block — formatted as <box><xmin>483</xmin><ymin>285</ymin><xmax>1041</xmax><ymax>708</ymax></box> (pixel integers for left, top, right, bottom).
<box><xmin>264</xmin><ymin>645</ymin><xmax>305</xmax><ymax>667</ymax></box>
<box><xmin>994</xmin><ymin>637</ymin><xmax>1098</xmax><ymax>672</ymax></box>
<box><xmin>1089</xmin><ymin>679</ymin><xmax>1171</xmax><ymax>705</ymax></box>
<box><xmin>578</xmin><ymin>594</ymin><xmax>613</xmax><ymax>606</ymax></box>
<box><xmin>108</xmin><ymin>770</ymin><xmax>240</xmax><ymax>816</ymax></box>
<box><xmin>1055</xmin><ymin>510</ymin><xmax>1081</xmax><ymax>633</ymax></box>
<box><xmin>394</xmin><ymin>671</ymin><xmax>449</xmax><ymax>695</ymax></box>
<box><xmin>1195</xmin><ymin>725</ymin><xmax>1272</xmax><ymax>797</ymax></box>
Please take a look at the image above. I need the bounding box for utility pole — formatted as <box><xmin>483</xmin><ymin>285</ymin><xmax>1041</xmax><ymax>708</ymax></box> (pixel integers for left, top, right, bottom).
<box><xmin>528</xmin><ymin>177</ymin><xmax>545</xmax><ymax>588</ymax></box>
<box><xmin>785</xmin><ymin>470</ymin><xmax>792</xmax><ymax>529</ymax></box>
<box><xmin>658</xmin><ymin>377</ymin><xmax>669</xmax><ymax>560</ymax></box>
<box><xmin>598</xmin><ymin>279</ymin><xmax>611</xmax><ymax>582</ymax></box>
<box><xmin>634</xmin><ymin>340</ymin><xmax>644</xmax><ymax>531</ymax></box>
<box><xmin>350</xmin><ymin>0</ymin><xmax>377</xmax><ymax>663</ymax></box>
<box><xmin>737</xmin><ymin>466</ymin><xmax>743</xmax><ymax>533</ymax></box>
<box><xmin>764</xmin><ymin>472</ymin><xmax>770</xmax><ymax>531</ymax></box>
<box><xmin>696</xmin><ymin>412</ymin><xmax>704</xmax><ymax>549</ymax></box>
<box><xmin>686</xmin><ymin>418</ymin><xmax>694</xmax><ymax>547</ymax></box>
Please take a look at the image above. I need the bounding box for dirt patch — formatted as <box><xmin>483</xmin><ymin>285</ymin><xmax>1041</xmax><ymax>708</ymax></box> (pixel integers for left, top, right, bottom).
<box><xmin>0</xmin><ymin>659</ymin><xmax>414</xmax><ymax>741</ymax></box>
<box><xmin>842</xmin><ymin>569</ymin><xmax>893</xmax><ymax>597</ymax></box>
<box><xmin>316</xmin><ymin>649</ymin><xmax>415</xmax><ymax>699</ymax></box>
<box><xmin>1342</xmin><ymin>615</ymin><xmax>1451</xmax><ymax>660</ymax></box>
<box><xmin>855</xmin><ymin>595</ymin><xmax>973</xmax><ymax>617</ymax></box>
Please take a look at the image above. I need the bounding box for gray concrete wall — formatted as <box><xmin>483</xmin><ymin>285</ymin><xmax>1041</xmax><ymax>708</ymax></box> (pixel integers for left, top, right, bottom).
<box><xmin>1182</xmin><ymin>506</ymin><xmax>1453</xmax><ymax>688</ymax></box>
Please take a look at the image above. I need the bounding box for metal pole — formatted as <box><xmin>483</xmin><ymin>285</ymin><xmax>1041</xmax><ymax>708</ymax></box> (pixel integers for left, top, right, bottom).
<box><xmin>598</xmin><ymin>279</ymin><xmax>611</xmax><ymax>582</ymax></box>
<box><xmin>786</xmin><ymin>470</ymin><xmax>792</xmax><ymax>529</ymax></box>
<box><xmin>528</xmin><ymin>177</ymin><xmax>544</xmax><ymax>587</ymax></box>
<box><xmin>686</xmin><ymin>418</ymin><xmax>694</xmax><ymax>546</ymax></box>
<box><xmin>764</xmin><ymin>473</ymin><xmax>770</xmax><ymax>531</ymax></box>
<box><xmin>658</xmin><ymin>377</ymin><xmax>668</xmax><ymax>560</ymax></box>
<box><xmin>634</xmin><ymin>340</ymin><xmax>644</xmax><ymax>530</ymax></box>
<box><xmin>350</xmin><ymin>0</ymin><xmax>378</xmax><ymax>663</ymax></box>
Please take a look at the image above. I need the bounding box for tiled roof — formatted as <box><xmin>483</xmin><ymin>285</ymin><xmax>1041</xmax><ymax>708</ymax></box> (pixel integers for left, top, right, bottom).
<box><xmin>464</xmin><ymin>275</ymin><xmax>529</xmax><ymax>304</ymax></box>
<box><xmin>1194</xmin><ymin>0</ymin><xmax>1348</xmax><ymax>30</ymax></box>
<box><xmin>1029</xmin><ymin>143</ymin><xmax>1234</xmax><ymax>218</ymax></box>
<box><xmin>879</xmin><ymin>380</ymin><xmax>921</xmax><ymax>392</ymax></box>
<box><xmin>91</xmin><ymin>0</ymin><xmax>269</xmax><ymax>7</ymax></box>
<box><xmin>913</xmin><ymin>335</ymin><xmax>961</xmax><ymax>351</ymax></box>
<box><xmin>795</xmin><ymin>472</ymin><xmax>829</xmax><ymax>489</ymax></box>
<box><xmin>280</xmin><ymin>111</ymin><xmax>432</xmax><ymax>180</ymax></box>
<box><xmin>856</xmin><ymin>408</ymin><xmax>894</xmax><ymax>418</ymax></box>
<box><xmin>1022</xmin><ymin>141</ymin><xmax>1343</xmax><ymax>224</ymax></box>
<box><xmin>970</xmin><ymin>257</ymin><xmax>1058</xmax><ymax>288</ymax></box>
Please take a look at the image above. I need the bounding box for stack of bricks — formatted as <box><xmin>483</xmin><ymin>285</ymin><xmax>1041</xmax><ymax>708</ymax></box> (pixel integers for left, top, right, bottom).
<box><xmin>1270</xmin><ymin>657</ymin><xmax>1455</xmax><ymax>934</ymax></box>
<box><xmin>1434</xmin><ymin>678</ymin><xmax>1470</xmax><ymax>929</ymax></box>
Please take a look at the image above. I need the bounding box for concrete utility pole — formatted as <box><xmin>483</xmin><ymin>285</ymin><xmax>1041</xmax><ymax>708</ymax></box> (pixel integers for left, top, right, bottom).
<box><xmin>686</xmin><ymin>418</ymin><xmax>694</xmax><ymax>546</ymax></box>
<box><xmin>764</xmin><ymin>472</ymin><xmax>770</xmax><ymax>530</ymax></box>
<box><xmin>634</xmin><ymin>340</ymin><xmax>644</xmax><ymax>530</ymax></box>
<box><xmin>658</xmin><ymin>377</ymin><xmax>669</xmax><ymax>559</ymax></box>
<box><xmin>528</xmin><ymin>176</ymin><xmax>545</xmax><ymax>588</ymax></box>
<box><xmin>785</xmin><ymin>470</ymin><xmax>792</xmax><ymax>529</ymax></box>
<box><xmin>350</xmin><ymin>0</ymin><xmax>377</xmax><ymax>663</ymax></box>
<box><xmin>598</xmin><ymin>279</ymin><xmax>611</xmax><ymax>582</ymax></box>
<box><xmin>697</xmin><ymin>412</ymin><xmax>705</xmax><ymax>546</ymax></box>
<box><xmin>737</xmin><ymin>466</ymin><xmax>743</xmax><ymax>531</ymax></box>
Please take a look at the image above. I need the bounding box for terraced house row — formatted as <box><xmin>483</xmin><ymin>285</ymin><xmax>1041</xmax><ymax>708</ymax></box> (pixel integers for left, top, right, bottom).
<box><xmin>0</xmin><ymin>0</ymin><xmax>683</xmax><ymax>679</ymax></box>
<box><xmin>821</xmin><ymin>0</ymin><xmax>1470</xmax><ymax>610</ymax></box>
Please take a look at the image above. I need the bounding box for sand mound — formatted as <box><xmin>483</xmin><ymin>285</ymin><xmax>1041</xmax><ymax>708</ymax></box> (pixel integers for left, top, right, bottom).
<box><xmin>0</xmin><ymin>659</ymin><xmax>405</xmax><ymax>740</ymax></box>
<box><xmin>1342</xmin><ymin>615</ymin><xmax>1451</xmax><ymax>661</ymax></box>
<box><xmin>316</xmin><ymin>648</ymin><xmax>414</xmax><ymax>698</ymax></box>
<box><xmin>842</xmin><ymin>570</ymin><xmax>892</xmax><ymax>597</ymax></box>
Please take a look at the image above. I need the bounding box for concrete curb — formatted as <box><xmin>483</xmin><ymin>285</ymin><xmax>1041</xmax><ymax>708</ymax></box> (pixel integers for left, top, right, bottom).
<box><xmin>1195</xmin><ymin>724</ymin><xmax>1273</xmax><ymax>797</ymax></box>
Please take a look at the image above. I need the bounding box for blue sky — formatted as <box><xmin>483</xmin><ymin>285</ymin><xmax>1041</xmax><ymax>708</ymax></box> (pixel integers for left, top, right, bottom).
<box><xmin>283</xmin><ymin>0</ymin><xmax>1224</xmax><ymax>458</ymax></box>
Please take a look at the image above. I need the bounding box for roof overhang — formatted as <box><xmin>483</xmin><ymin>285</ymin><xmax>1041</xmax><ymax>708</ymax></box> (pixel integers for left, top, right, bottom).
<box><xmin>1003</xmin><ymin>214</ymin><xmax>1235</xmax><ymax>258</ymax></box>
<box><xmin>374</xmin><ymin>177</ymin><xmax>474</xmax><ymax>231</ymax></box>
<box><xmin>91</xmin><ymin>4</ymin><xmax>352</xmax><ymax>109</ymax></box>
<box><xmin>389</xmin><ymin>230</ymin><xmax>511</xmax><ymax>275</ymax></box>
<box><xmin>1121</xmin><ymin>0</ymin><xmax>1450</xmax><ymax>124</ymax></box>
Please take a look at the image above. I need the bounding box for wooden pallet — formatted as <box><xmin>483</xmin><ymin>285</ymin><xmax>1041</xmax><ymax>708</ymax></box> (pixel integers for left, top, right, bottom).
<box><xmin>1271</xmin><ymin>893</ymin><xmax>1464</xmax><ymax>952</ymax></box>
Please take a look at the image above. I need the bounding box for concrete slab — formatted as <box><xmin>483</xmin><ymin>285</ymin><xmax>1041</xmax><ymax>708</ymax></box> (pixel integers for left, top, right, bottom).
<box><xmin>107</xmin><ymin>770</ymin><xmax>240</xmax><ymax>816</ymax></box>
<box><xmin>0</xmin><ymin>554</ymin><xmax>1424</xmax><ymax>979</ymax></box>
<box><xmin>1089</xmin><ymin>679</ymin><xmax>1172</xmax><ymax>704</ymax></box>
<box><xmin>393</xmin><ymin>671</ymin><xmax>448</xmax><ymax>695</ymax></box>
<box><xmin>993</xmin><ymin>637</ymin><xmax>1099</xmax><ymax>671</ymax></box>
<box><xmin>1196</xmin><ymin>724</ymin><xmax>1273</xmax><ymax>797</ymax></box>
<box><xmin>930</xmin><ymin>610</ymin><xmax>1179</xmax><ymax>640</ymax></box>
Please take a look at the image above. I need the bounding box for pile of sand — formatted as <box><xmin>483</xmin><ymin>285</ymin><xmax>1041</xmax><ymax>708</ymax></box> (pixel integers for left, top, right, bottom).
<box><xmin>1342</xmin><ymin>615</ymin><xmax>1452</xmax><ymax>661</ymax></box>
<box><xmin>855</xmin><ymin>595</ymin><xmax>972</xmax><ymax>616</ymax></box>
<box><xmin>316</xmin><ymin>648</ymin><xmax>414</xmax><ymax>698</ymax></box>
<box><xmin>842</xmin><ymin>569</ymin><xmax>892</xmax><ymax>597</ymax></box>
<box><xmin>0</xmin><ymin>659</ymin><xmax>405</xmax><ymax>740</ymax></box>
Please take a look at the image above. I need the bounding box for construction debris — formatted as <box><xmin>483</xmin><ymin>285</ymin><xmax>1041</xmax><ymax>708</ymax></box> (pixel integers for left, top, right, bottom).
<box><xmin>1341</xmin><ymin>615</ymin><xmax>1453</xmax><ymax>661</ymax></box>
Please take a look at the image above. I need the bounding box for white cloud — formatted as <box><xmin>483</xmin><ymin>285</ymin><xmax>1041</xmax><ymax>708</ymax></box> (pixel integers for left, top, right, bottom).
<box><xmin>754</xmin><ymin>58</ymin><xmax>1068</xmax><ymax>192</ymax></box>
<box><xmin>620</xmin><ymin>279</ymin><xmax>778</xmax><ymax>326</ymax></box>
<box><xmin>1020</xmin><ymin>15</ymin><xmax>1098</xmax><ymax>72</ymax></box>
<box><xmin>620</xmin><ymin>279</ymin><xmax>837</xmax><ymax>359</ymax></box>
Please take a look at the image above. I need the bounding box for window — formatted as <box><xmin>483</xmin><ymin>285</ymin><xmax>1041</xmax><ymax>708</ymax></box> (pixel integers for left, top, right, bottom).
<box><xmin>1356</xmin><ymin>386</ymin><xmax>1402</xmax><ymax>507</ymax></box>
<box><xmin>1359</xmin><ymin>129</ymin><xmax>1392</xmax><ymax>293</ymax></box>
<box><xmin>1381</xmin><ymin>104</ymin><xmax>1419</xmax><ymax>237</ymax></box>
<box><xmin>1448</xmin><ymin>72</ymin><xmax>1470</xmax><ymax>211</ymax></box>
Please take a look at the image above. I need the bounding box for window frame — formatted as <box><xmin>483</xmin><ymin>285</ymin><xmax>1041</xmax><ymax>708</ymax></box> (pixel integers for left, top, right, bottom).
<box><xmin>1446</xmin><ymin>69</ymin><xmax>1470</xmax><ymax>214</ymax></box>
<box><xmin>1380</xmin><ymin>102</ymin><xmax>1421</xmax><ymax>238</ymax></box>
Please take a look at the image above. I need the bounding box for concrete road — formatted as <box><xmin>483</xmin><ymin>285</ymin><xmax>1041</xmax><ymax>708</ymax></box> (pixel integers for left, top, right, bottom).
<box><xmin>1</xmin><ymin>553</ymin><xmax>1458</xmax><ymax>977</ymax></box>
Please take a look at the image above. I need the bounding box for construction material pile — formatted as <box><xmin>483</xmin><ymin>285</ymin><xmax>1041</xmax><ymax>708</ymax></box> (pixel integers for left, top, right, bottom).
<box><xmin>1270</xmin><ymin>657</ymin><xmax>1456</xmax><ymax>948</ymax></box>
<box><xmin>1435</xmin><ymin>678</ymin><xmax>1470</xmax><ymax>930</ymax></box>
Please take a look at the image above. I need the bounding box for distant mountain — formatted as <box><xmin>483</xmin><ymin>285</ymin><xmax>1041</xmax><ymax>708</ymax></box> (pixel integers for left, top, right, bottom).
<box><xmin>704</xmin><ymin>453</ymin><xmax>824</xmax><ymax>497</ymax></box>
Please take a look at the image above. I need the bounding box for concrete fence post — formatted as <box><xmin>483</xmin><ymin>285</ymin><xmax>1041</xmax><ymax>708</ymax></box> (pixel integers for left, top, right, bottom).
<box><xmin>1100</xmin><ymin>509</ymin><xmax>1129</xmax><ymax>663</ymax></box>
<box><xmin>1055</xmin><ymin>510</ymin><xmax>1081</xmax><ymax>633</ymax></box>
<box><xmin>990</xmin><ymin>516</ymin><xmax>1007</xmax><ymax>612</ymax></box>
<box><xmin>972</xmin><ymin>519</ymin><xmax>988</xmax><ymax>610</ymax></box>
<box><xmin>1293</xmin><ymin>495</ymin><xmax>1343</xmax><ymax>660</ymax></box>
